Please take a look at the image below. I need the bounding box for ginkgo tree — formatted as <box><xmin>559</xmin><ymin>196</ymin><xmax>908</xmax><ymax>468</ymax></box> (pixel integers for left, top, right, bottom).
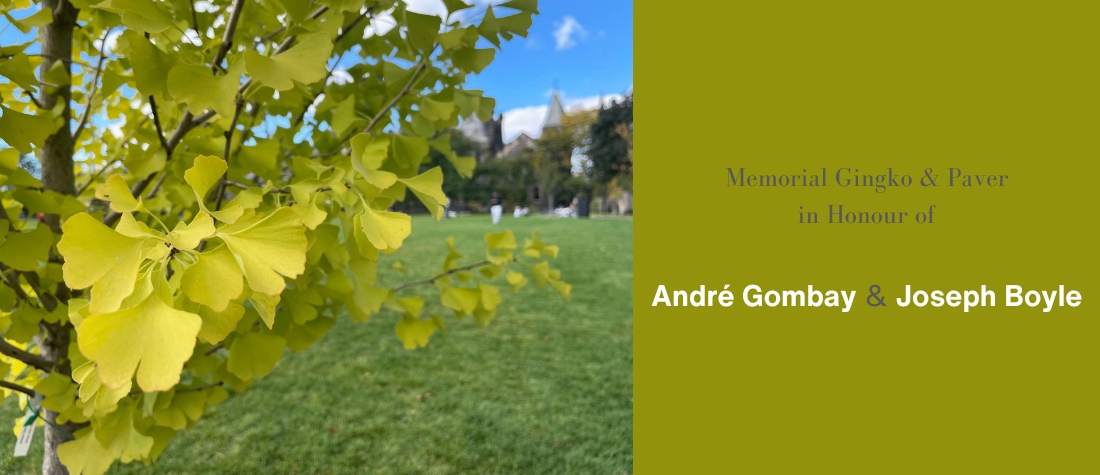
<box><xmin>0</xmin><ymin>0</ymin><xmax>570</xmax><ymax>473</ymax></box>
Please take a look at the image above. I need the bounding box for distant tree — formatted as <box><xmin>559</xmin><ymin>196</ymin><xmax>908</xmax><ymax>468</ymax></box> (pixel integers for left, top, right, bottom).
<box><xmin>532</xmin><ymin>110</ymin><xmax>597</xmax><ymax>210</ymax></box>
<box><xmin>589</xmin><ymin>96</ymin><xmax>634</xmax><ymax>191</ymax></box>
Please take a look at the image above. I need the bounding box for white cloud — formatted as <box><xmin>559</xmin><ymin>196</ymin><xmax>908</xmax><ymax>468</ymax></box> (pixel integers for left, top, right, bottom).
<box><xmin>500</xmin><ymin>92</ymin><xmax>626</xmax><ymax>142</ymax></box>
<box><xmin>552</xmin><ymin>16</ymin><xmax>587</xmax><ymax>50</ymax></box>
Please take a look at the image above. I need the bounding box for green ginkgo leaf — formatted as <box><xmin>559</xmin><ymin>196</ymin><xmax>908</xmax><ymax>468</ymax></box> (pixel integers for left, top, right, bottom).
<box><xmin>0</xmin><ymin>53</ymin><xmax>38</xmax><ymax>91</ymax></box>
<box><xmin>244</xmin><ymin>34</ymin><xmax>333</xmax><ymax>91</ymax></box>
<box><xmin>128</xmin><ymin>33</ymin><xmax>176</xmax><ymax>97</ymax></box>
<box><xmin>227</xmin><ymin>332</ymin><xmax>286</xmax><ymax>380</ymax></box>
<box><xmin>167</xmin><ymin>59</ymin><xmax>242</xmax><ymax>118</ymax></box>
<box><xmin>104</xmin><ymin>0</ymin><xmax>178</xmax><ymax>33</ymax></box>
<box><xmin>0</xmin><ymin>106</ymin><xmax>58</xmax><ymax>153</ymax></box>
<box><xmin>0</xmin><ymin>224</ymin><xmax>52</xmax><ymax>271</ymax></box>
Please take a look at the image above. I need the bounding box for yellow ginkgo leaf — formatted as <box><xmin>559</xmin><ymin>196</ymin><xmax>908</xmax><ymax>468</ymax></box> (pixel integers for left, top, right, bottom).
<box><xmin>57</xmin><ymin>427</ymin><xmax>117</xmax><ymax>475</ymax></box>
<box><xmin>94</xmin><ymin>174</ymin><xmax>140</xmax><ymax>213</ymax></box>
<box><xmin>58</xmin><ymin>213</ymin><xmax>148</xmax><ymax>314</ymax></box>
<box><xmin>356</xmin><ymin>206</ymin><xmax>411</xmax><ymax>251</ymax></box>
<box><xmin>167</xmin><ymin>212</ymin><xmax>215</xmax><ymax>250</ymax></box>
<box><xmin>180</xmin><ymin>245</ymin><xmax>244</xmax><ymax>312</ymax></box>
<box><xmin>398</xmin><ymin>167</ymin><xmax>448</xmax><ymax>220</ymax></box>
<box><xmin>183</xmin><ymin>155</ymin><xmax>244</xmax><ymax>223</ymax></box>
<box><xmin>78</xmin><ymin>293</ymin><xmax>202</xmax><ymax>392</ymax></box>
<box><xmin>244</xmin><ymin>33</ymin><xmax>333</xmax><ymax>91</ymax></box>
<box><xmin>217</xmin><ymin>207</ymin><xmax>307</xmax><ymax>297</ymax></box>
<box><xmin>441</xmin><ymin>286</ymin><xmax>481</xmax><ymax>316</ymax></box>
<box><xmin>506</xmin><ymin>270</ymin><xmax>528</xmax><ymax>293</ymax></box>
<box><xmin>183</xmin><ymin>155</ymin><xmax>223</xmax><ymax>198</ymax></box>
<box><xmin>395</xmin><ymin>315</ymin><xmax>437</xmax><ymax>349</ymax></box>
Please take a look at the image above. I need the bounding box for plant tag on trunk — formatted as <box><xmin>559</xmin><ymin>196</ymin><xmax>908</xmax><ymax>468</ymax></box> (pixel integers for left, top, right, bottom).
<box><xmin>14</xmin><ymin>394</ymin><xmax>42</xmax><ymax>457</ymax></box>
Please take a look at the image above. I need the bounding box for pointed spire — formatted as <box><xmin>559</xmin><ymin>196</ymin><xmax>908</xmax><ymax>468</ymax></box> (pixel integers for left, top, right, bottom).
<box><xmin>542</xmin><ymin>90</ymin><xmax>565</xmax><ymax>133</ymax></box>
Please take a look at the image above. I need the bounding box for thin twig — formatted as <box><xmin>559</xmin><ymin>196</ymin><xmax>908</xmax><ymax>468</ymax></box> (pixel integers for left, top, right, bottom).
<box><xmin>148</xmin><ymin>95</ymin><xmax>171</xmax><ymax>153</ymax></box>
<box><xmin>72</xmin><ymin>28</ymin><xmax>111</xmax><ymax>141</ymax></box>
<box><xmin>204</xmin><ymin>343</ymin><xmax>225</xmax><ymax>356</ymax></box>
<box><xmin>363</xmin><ymin>51</ymin><xmax>436</xmax><ymax>134</ymax></box>
<box><xmin>213</xmin><ymin>98</ymin><xmax>245</xmax><ymax>211</ymax></box>
<box><xmin>0</xmin><ymin>380</ymin><xmax>36</xmax><ymax>397</ymax></box>
<box><xmin>393</xmin><ymin>260</ymin><xmax>495</xmax><ymax>292</ymax></box>
<box><xmin>189</xmin><ymin>0</ymin><xmax>201</xmax><ymax>33</ymax></box>
<box><xmin>178</xmin><ymin>381</ymin><xmax>223</xmax><ymax>392</ymax></box>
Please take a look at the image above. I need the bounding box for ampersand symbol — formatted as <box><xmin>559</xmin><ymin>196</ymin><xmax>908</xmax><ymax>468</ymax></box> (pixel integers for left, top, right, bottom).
<box><xmin>867</xmin><ymin>284</ymin><xmax>887</xmax><ymax>307</ymax></box>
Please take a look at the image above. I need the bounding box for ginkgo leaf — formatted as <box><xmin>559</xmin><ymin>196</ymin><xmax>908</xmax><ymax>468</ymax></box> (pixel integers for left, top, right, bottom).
<box><xmin>58</xmin><ymin>214</ymin><xmax>149</xmax><ymax>314</ymax></box>
<box><xmin>430</xmin><ymin>134</ymin><xmax>476</xmax><ymax>178</ymax></box>
<box><xmin>351</xmin><ymin>133</ymin><xmax>390</xmax><ymax>172</ymax></box>
<box><xmin>249</xmin><ymin>292</ymin><xmax>279</xmax><ymax>329</ymax></box>
<box><xmin>506</xmin><ymin>270</ymin><xmax>528</xmax><ymax>293</ymax></box>
<box><xmin>392</xmin><ymin>135</ymin><xmax>430</xmax><ymax>169</ymax></box>
<box><xmin>441</xmin><ymin>286</ymin><xmax>481</xmax><ymax>316</ymax></box>
<box><xmin>57</xmin><ymin>427</ymin><xmax>117</xmax><ymax>475</ymax></box>
<box><xmin>486</xmin><ymin>229</ymin><xmax>517</xmax><ymax>250</ymax></box>
<box><xmin>406</xmin><ymin>11</ymin><xmax>441</xmax><ymax>51</ymax></box>
<box><xmin>167</xmin><ymin>212</ymin><xmax>215</xmax><ymax>250</ymax></box>
<box><xmin>0</xmin><ymin>53</ymin><xmax>38</xmax><ymax>91</ymax></box>
<box><xmin>356</xmin><ymin>206</ymin><xmax>411</xmax><ymax>251</ymax></box>
<box><xmin>227</xmin><ymin>332</ymin><xmax>286</xmax><ymax>380</ymax></box>
<box><xmin>95</xmin><ymin>399</ymin><xmax>154</xmax><ymax>463</ymax></box>
<box><xmin>399</xmin><ymin>167</ymin><xmax>448</xmax><ymax>219</ymax></box>
<box><xmin>244</xmin><ymin>34</ymin><xmax>333</xmax><ymax>91</ymax></box>
<box><xmin>78</xmin><ymin>293</ymin><xmax>202</xmax><ymax>392</ymax></box>
<box><xmin>0</xmin><ymin>224</ymin><xmax>52</xmax><ymax>271</ymax></box>
<box><xmin>0</xmin><ymin>106</ymin><xmax>58</xmax><ymax>153</ymax></box>
<box><xmin>184</xmin><ymin>155</ymin><xmax>226</xmax><ymax>200</ymax></box>
<box><xmin>181</xmin><ymin>245</ymin><xmax>244</xmax><ymax>312</ymax></box>
<box><xmin>105</xmin><ymin>0</ymin><xmax>178</xmax><ymax>33</ymax></box>
<box><xmin>184</xmin><ymin>155</ymin><xmax>244</xmax><ymax>223</ymax></box>
<box><xmin>479</xmin><ymin>282</ymin><xmax>502</xmax><ymax>311</ymax></box>
<box><xmin>395</xmin><ymin>315</ymin><xmax>437</xmax><ymax>349</ymax></box>
<box><xmin>217</xmin><ymin>207</ymin><xmax>308</xmax><ymax>297</ymax></box>
<box><xmin>195</xmin><ymin>302</ymin><xmax>246</xmax><ymax>344</ymax></box>
<box><xmin>95</xmin><ymin>174</ymin><xmax>140</xmax><ymax>213</ymax></box>
<box><xmin>167</xmin><ymin>59</ymin><xmax>242</xmax><ymax>118</ymax></box>
<box><xmin>127</xmin><ymin>33</ymin><xmax>175</xmax><ymax>97</ymax></box>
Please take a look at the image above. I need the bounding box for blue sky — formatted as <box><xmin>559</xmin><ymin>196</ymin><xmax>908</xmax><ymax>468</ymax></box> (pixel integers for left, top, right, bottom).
<box><xmin>407</xmin><ymin>0</ymin><xmax>634</xmax><ymax>141</ymax></box>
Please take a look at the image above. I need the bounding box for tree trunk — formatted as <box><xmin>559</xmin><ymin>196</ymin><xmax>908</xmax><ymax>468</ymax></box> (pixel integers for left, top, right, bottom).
<box><xmin>39</xmin><ymin>324</ymin><xmax>76</xmax><ymax>475</ymax></box>
<box><xmin>37</xmin><ymin>0</ymin><xmax>79</xmax><ymax>474</ymax></box>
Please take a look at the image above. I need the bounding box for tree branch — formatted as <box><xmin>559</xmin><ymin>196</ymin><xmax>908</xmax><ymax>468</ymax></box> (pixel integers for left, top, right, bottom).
<box><xmin>0</xmin><ymin>339</ymin><xmax>53</xmax><ymax>373</ymax></box>
<box><xmin>213</xmin><ymin>0</ymin><xmax>247</xmax><ymax>73</ymax></box>
<box><xmin>72</xmin><ymin>28</ymin><xmax>111</xmax><ymax>141</ymax></box>
<box><xmin>0</xmin><ymin>380</ymin><xmax>36</xmax><ymax>397</ymax></box>
<box><xmin>394</xmin><ymin>260</ymin><xmax>496</xmax><ymax>293</ymax></box>
<box><xmin>148</xmin><ymin>95</ymin><xmax>172</xmax><ymax>153</ymax></box>
<box><xmin>363</xmin><ymin>52</ymin><xmax>435</xmax><ymax>134</ymax></box>
<box><xmin>213</xmin><ymin>98</ymin><xmax>245</xmax><ymax>211</ymax></box>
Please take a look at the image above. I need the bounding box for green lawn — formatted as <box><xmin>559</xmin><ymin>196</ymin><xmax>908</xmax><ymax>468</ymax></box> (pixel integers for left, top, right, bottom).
<box><xmin>1</xmin><ymin>215</ymin><xmax>633</xmax><ymax>475</ymax></box>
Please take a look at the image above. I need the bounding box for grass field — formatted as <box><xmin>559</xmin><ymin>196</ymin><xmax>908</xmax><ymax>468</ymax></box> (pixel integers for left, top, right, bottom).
<box><xmin>0</xmin><ymin>215</ymin><xmax>633</xmax><ymax>475</ymax></box>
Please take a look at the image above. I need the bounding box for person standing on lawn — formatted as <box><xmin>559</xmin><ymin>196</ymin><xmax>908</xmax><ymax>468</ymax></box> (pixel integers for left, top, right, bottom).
<box><xmin>489</xmin><ymin>191</ymin><xmax>503</xmax><ymax>225</ymax></box>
